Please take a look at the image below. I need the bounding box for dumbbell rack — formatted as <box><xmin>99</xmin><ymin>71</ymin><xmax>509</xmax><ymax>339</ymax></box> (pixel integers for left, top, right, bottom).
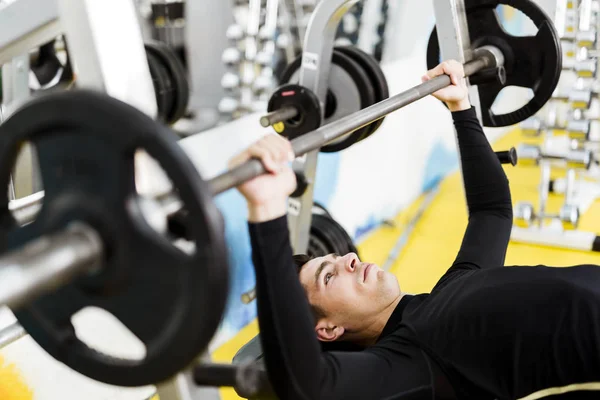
<box><xmin>512</xmin><ymin>0</ymin><xmax>600</xmax><ymax>253</ymax></box>
<box><xmin>219</xmin><ymin>0</ymin><xmax>294</xmax><ymax>120</ymax></box>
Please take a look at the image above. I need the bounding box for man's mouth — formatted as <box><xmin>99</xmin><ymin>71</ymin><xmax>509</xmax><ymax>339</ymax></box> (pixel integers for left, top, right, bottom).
<box><xmin>363</xmin><ymin>264</ymin><xmax>372</xmax><ymax>282</ymax></box>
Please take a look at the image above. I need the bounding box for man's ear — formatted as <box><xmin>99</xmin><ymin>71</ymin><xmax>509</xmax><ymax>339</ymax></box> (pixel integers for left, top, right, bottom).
<box><xmin>315</xmin><ymin>319</ymin><xmax>345</xmax><ymax>342</ymax></box>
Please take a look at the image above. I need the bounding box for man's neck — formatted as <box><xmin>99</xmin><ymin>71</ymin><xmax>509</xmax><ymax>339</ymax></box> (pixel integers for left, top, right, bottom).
<box><xmin>345</xmin><ymin>293</ymin><xmax>405</xmax><ymax>346</ymax></box>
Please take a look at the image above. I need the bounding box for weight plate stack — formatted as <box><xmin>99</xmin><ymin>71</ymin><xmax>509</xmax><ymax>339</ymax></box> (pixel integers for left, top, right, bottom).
<box><xmin>145</xmin><ymin>41</ymin><xmax>190</xmax><ymax>125</ymax></box>
<box><xmin>336</xmin><ymin>46</ymin><xmax>389</xmax><ymax>143</ymax></box>
<box><xmin>308</xmin><ymin>208</ymin><xmax>359</xmax><ymax>259</ymax></box>
<box><xmin>279</xmin><ymin>48</ymin><xmax>377</xmax><ymax>152</ymax></box>
<box><xmin>146</xmin><ymin>48</ymin><xmax>173</xmax><ymax>124</ymax></box>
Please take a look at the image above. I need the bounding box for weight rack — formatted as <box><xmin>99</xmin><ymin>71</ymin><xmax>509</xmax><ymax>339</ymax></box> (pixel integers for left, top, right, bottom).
<box><xmin>512</xmin><ymin>0</ymin><xmax>600</xmax><ymax>253</ymax></box>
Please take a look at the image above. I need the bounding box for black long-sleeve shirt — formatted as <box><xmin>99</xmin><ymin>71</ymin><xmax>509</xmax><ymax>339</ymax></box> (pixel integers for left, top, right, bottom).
<box><xmin>248</xmin><ymin>108</ymin><xmax>600</xmax><ymax>400</ymax></box>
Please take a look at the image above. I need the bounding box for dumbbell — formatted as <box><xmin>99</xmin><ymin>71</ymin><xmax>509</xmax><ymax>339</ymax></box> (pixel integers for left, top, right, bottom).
<box><xmin>569</xmin><ymin>88</ymin><xmax>595</xmax><ymax>110</ymax></box>
<box><xmin>258</xmin><ymin>26</ymin><xmax>275</xmax><ymax>42</ymax></box>
<box><xmin>517</xmin><ymin>144</ymin><xmax>593</xmax><ymax>169</ymax></box>
<box><xmin>218</xmin><ymin>97</ymin><xmax>239</xmax><ymax>114</ymax></box>
<box><xmin>520</xmin><ymin>117</ymin><xmax>543</xmax><ymax>136</ymax></box>
<box><xmin>255</xmin><ymin>50</ymin><xmax>273</xmax><ymax>67</ymax></box>
<box><xmin>566</xmin><ymin>119</ymin><xmax>600</xmax><ymax>141</ymax></box>
<box><xmin>514</xmin><ymin>201</ymin><xmax>580</xmax><ymax>230</ymax></box>
<box><xmin>560</xmin><ymin>11</ymin><xmax>578</xmax><ymax>42</ymax></box>
<box><xmin>551</xmin><ymin>88</ymin><xmax>571</xmax><ymax>102</ymax></box>
<box><xmin>221</xmin><ymin>72</ymin><xmax>240</xmax><ymax>92</ymax></box>
<box><xmin>577</xmin><ymin>29</ymin><xmax>597</xmax><ymax>48</ymax></box>
<box><xmin>276</xmin><ymin>33</ymin><xmax>291</xmax><ymax>49</ymax></box>
<box><xmin>226</xmin><ymin>24</ymin><xmax>244</xmax><ymax>42</ymax></box>
<box><xmin>562</xmin><ymin>40</ymin><xmax>577</xmax><ymax>61</ymax></box>
<box><xmin>574</xmin><ymin>59</ymin><xmax>597</xmax><ymax>78</ymax></box>
<box><xmin>222</xmin><ymin>47</ymin><xmax>241</xmax><ymax>67</ymax></box>
<box><xmin>253</xmin><ymin>75</ymin><xmax>275</xmax><ymax>95</ymax></box>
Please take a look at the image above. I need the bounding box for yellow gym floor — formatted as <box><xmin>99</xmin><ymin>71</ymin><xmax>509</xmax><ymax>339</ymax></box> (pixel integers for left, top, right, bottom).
<box><xmin>211</xmin><ymin>127</ymin><xmax>600</xmax><ymax>400</ymax></box>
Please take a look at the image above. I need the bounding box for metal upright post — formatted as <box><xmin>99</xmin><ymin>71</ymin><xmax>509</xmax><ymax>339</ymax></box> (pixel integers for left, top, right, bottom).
<box><xmin>2</xmin><ymin>55</ymin><xmax>40</xmax><ymax>198</ymax></box>
<box><xmin>433</xmin><ymin>0</ymin><xmax>483</xmax><ymax>207</ymax></box>
<box><xmin>57</xmin><ymin>0</ymin><xmax>157</xmax><ymax>119</ymax></box>
<box><xmin>287</xmin><ymin>0</ymin><xmax>360</xmax><ymax>254</ymax></box>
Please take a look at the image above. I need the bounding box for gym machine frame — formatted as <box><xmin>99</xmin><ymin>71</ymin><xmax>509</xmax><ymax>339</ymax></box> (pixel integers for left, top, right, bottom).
<box><xmin>277</xmin><ymin>0</ymin><xmax>483</xmax><ymax>259</ymax></box>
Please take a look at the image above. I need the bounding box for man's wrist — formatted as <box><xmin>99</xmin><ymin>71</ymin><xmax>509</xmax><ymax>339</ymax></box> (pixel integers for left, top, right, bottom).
<box><xmin>248</xmin><ymin>199</ymin><xmax>288</xmax><ymax>223</ymax></box>
<box><xmin>447</xmin><ymin>98</ymin><xmax>471</xmax><ymax>112</ymax></box>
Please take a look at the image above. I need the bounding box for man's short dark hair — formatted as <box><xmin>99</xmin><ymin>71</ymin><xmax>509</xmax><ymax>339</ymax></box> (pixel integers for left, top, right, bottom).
<box><xmin>294</xmin><ymin>254</ymin><xmax>327</xmax><ymax>322</ymax></box>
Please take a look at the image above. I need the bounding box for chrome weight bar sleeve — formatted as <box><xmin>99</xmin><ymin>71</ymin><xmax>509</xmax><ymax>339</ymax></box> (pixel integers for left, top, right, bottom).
<box><xmin>211</xmin><ymin>47</ymin><xmax>502</xmax><ymax>194</ymax></box>
<box><xmin>0</xmin><ymin>47</ymin><xmax>502</xmax><ymax>311</ymax></box>
<box><xmin>0</xmin><ymin>223</ymin><xmax>103</xmax><ymax>309</ymax></box>
<box><xmin>0</xmin><ymin>322</ymin><xmax>27</xmax><ymax>349</ymax></box>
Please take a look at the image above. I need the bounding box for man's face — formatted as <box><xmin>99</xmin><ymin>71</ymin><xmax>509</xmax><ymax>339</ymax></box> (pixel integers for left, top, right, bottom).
<box><xmin>299</xmin><ymin>253</ymin><xmax>400</xmax><ymax>341</ymax></box>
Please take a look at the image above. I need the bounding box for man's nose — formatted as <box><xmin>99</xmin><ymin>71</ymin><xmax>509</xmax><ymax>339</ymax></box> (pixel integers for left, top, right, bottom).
<box><xmin>342</xmin><ymin>253</ymin><xmax>359</xmax><ymax>272</ymax></box>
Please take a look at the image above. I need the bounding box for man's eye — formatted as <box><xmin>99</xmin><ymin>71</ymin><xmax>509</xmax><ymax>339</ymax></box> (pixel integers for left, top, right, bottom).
<box><xmin>325</xmin><ymin>273</ymin><xmax>332</xmax><ymax>285</ymax></box>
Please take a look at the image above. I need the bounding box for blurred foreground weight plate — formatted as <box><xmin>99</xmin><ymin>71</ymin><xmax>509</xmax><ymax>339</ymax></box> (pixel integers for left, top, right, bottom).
<box><xmin>0</xmin><ymin>90</ymin><xmax>228</xmax><ymax>386</ymax></box>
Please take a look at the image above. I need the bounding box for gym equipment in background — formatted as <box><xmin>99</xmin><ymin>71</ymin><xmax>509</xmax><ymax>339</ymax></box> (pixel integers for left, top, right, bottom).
<box><xmin>511</xmin><ymin>0</ymin><xmax>600</xmax><ymax>252</ymax></box>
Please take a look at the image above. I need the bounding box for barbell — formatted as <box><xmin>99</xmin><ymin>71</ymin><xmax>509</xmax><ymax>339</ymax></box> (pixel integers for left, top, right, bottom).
<box><xmin>0</xmin><ymin>46</ymin><xmax>507</xmax><ymax>303</ymax></box>
<box><xmin>0</xmin><ymin>0</ymin><xmax>561</xmax><ymax>388</ymax></box>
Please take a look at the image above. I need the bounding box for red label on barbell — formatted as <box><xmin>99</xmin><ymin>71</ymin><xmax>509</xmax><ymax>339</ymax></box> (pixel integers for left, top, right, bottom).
<box><xmin>282</xmin><ymin>91</ymin><xmax>296</xmax><ymax>97</ymax></box>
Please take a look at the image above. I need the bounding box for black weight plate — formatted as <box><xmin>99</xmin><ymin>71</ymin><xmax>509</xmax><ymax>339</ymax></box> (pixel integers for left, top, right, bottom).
<box><xmin>280</xmin><ymin>49</ymin><xmax>376</xmax><ymax>152</ymax></box>
<box><xmin>0</xmin><ymin>90</ymin><xmax>229</xmax><ymax>387</ymax></box>
<box><xmin>311</xmin><ymin>214</ymin><xmax>340</xmax><ymax>255</ymax></box>
<box><xmin>310</xmin><ymin>213</ymin><xmax>360</xmax><ymax>258</ymax></box>
<box><xmin>312</xmin><ymin>202</ymin><xmax>332</xmax><ymax>219</ymax></box>
<box><xmin>146</xmin><ymin>49</ymin><xmax>172</xmax><ymax>123</ymax></box>
<box><xmin>145</xmin><ymin>41</ymin><xmax>190</xmax><ymax>125</ymax></box>
<box><xmin>267</xmin><ymin>84</ymin><xmax>322</xmax><ymax>140</ymax></box>
<box><xmin>426</xmin><ymin>0</ymin><xmax>562</xmax><ymax>127</ymax></box>
<box><xmin>336</xmin><ymin>46</ymin><xmax>389</xmax><ymax>142</ymax></box>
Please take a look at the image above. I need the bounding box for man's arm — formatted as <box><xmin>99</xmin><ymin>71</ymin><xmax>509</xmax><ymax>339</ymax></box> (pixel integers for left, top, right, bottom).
<box><xmin>249</xmin><ymin>216</ymin><xmax>436</xmax><ymax>400</ymax></box>
<box><xmin>449</xmin><ymin>106</ymin><xmax>513</xmax><ymax>271</ymax></box>
<box><xmin>421</xmin><ymin>62</ymin><xmax>512</xmax><ymax>290</ymax></box>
